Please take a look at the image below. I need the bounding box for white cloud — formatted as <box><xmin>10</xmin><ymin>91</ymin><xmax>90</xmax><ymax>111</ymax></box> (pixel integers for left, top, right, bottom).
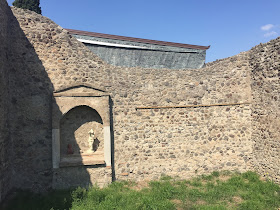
<box><xmin>264</xmin><ymin>31</ymin><xmax>278</xmax><ymax>37</ymax></box>
<box><xmin>261</xmin><ymin>24</ymin><xmax>274</xmax><ymax>31</ymax></box>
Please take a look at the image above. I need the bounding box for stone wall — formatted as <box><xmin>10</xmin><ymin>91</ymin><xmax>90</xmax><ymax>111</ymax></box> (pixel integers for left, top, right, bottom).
<box><xmin>0</xmin><ymin>0</ymin><xmax>12</xmax><ymax>202</ymax></box>
<box><xmin>113</xmin><ymin>105</ymin><xmax>253</xmax><ymax>180</ymax></box>
<box><xmin>8</xmin><ymin>11</ymin><xmax>55</xmax><ymax>194</ymax></box>
<box><xmin>0</xmin><ymin>2</ymin><xmax>279</xmax><ymax>202</ymax></box>
<box><xmin>9</xmin><ymin>6</ymin><xmax>112</xmax><ymax>191</ymax></box>
<box><xmin>250</xmin><ymin>38</ymin><xmax>280</xmax><ymax>183</ymax></box>
<box><xmin>8</xmin><ymin>4</ymin><xmax>255</xmax><ymax>187</ymax></box>
<box><xmin>0</xmin><ymin>1</ymin><xmax>57</xmax><ymax>200</ymax></box>
<box><xmin>107</xmin><ymin>53</ymin><xmax>254</xmax><ymax>180</ymax></box>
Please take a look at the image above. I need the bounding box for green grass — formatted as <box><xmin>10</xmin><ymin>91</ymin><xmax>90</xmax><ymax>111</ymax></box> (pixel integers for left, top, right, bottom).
<box><xmin>3</xmin><ymin>171</ymin><xmax>280</xmax><ymax>210</ymax></box>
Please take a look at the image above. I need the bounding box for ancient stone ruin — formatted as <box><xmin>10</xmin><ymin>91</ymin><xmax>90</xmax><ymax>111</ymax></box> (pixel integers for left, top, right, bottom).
<box><xmin>0</xmin><ymin>0</ymin><xmax>279</xmax><ymax>203</ymax></box>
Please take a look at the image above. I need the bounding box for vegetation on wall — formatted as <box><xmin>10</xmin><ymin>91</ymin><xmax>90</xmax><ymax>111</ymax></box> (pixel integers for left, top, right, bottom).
<box><xmin>12</xmin><ymin>0</ymin><xmax>41</xmax><ymax>14</ymax></box>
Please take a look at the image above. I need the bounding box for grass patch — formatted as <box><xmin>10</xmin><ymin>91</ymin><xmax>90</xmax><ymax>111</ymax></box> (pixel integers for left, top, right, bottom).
<box><xmin>3</xmin><ymin>171</ymin><xmax>280</xmax><ymax>210</ymax></box>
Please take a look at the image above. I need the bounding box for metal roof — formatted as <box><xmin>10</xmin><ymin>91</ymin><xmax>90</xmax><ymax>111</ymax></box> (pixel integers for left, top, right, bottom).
<box><xmin>66</xmin><ymin>29</ymin><xmax>210</xmax><ymax>50</ymax></box>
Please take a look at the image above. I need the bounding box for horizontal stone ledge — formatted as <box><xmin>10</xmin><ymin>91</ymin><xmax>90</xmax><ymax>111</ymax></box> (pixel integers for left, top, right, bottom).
<box><xmin>53</xmin><ymin>93</ymin><xmax>110</xmax><ymax>97</ymax></box>
<box><xmin>135</xmin><ymin>102</ymin><xmax>251</xmax><ymax>110</ymax></box>
<box><xmin>60</xmin><ymin>153</ymin><xmax>105</xmax><ymax>167</ymax></box>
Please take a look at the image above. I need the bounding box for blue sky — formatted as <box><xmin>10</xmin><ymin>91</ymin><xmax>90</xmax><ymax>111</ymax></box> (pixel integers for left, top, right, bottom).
<box><xmin>7</xmin><ymin>0</ymin><xmax>280</xmax><ymax>63</ymax></box>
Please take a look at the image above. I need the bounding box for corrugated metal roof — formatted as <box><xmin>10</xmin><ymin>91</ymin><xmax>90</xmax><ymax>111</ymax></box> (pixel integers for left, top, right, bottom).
<box><xmin>66</xmin><ymin>29</ymin><xmax>210</xmax><ymax>50</ymax></box>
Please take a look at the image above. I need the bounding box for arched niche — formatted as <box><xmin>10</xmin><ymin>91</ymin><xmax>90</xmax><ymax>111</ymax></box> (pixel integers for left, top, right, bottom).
<box><xmin>52</xmin><ymin>85</ymin><xmax>111</xmax><ymax>168</ymax></box>
<box><xmin>60</xmin><ymin>105</ymin><xmax>103</xmax><ymax>156</ymax></box>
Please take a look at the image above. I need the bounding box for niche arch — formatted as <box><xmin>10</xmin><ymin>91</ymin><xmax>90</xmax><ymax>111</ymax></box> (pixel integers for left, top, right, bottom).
<box><xmin>52</xmin><ymin>85</ymin><xmax>111</xmax><ymax>168</ymax></box>
<box><xmin>60</xmin><ymin>105</ymin><xmax>103</xmax><ymax>156</ymax></box>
